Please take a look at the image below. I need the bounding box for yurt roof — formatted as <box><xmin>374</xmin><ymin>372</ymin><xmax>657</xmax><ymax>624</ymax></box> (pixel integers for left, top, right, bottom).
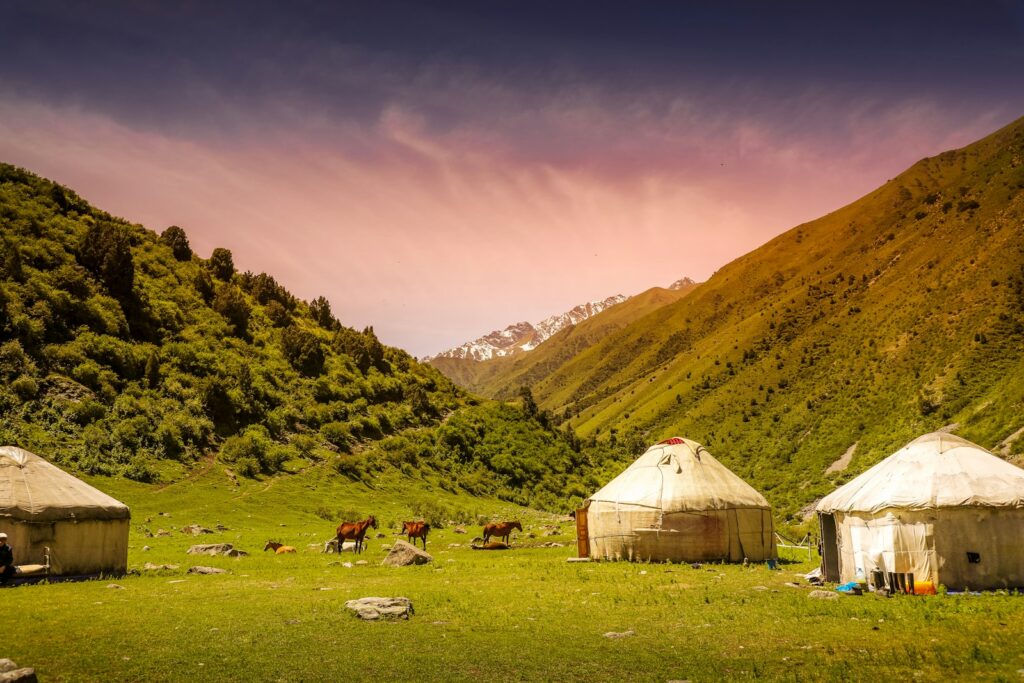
<box><xmin>587</xmin><ymin>437</ymin><xmax>771</xmax><ymax>511</ymax></box>
<box><xmin>0</xmin><ymin>446</ymin><xmax>130</xmax><ymax>522</ymax></box>
<box><xmin>816</xmin><ymin>432</ymin><xmax>1024</xmax><ymax>514</ymax></box>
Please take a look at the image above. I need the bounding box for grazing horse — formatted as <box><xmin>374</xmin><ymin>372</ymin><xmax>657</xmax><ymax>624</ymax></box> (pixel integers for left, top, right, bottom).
<box><xmin>483</xmin><ymin>521</ymin><xmax>523</xmax><ymax>545</ymax></box>
<box><xmin>264</xmin><ymin>540</ymin><xmax>296</xmax><ymax>554</ymax></box>
<box><xmin>336</xmin><ymin>516</ymin><xmax>377</xmax><ymax>554</ymax></box>
<box><xmin>401</xmin><ymin>521</ymin><xmax>430</xmax><ymax>550</ymax></box>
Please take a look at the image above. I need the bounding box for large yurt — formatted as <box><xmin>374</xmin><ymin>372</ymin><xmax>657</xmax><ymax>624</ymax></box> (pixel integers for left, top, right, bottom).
<box><xmin>577</xmin><ymin>437</ymin><xmax>776</xmax><ymax>562</ymax></box>
<box><xmin>0</xmin><ymin>446</ymin><xmax>130</xmax><ymax>576</ymax></box>
<box><xmin>816</xmin><ymin>432</ymin><xmax>1024</xmax><ymax>591</ymax></box>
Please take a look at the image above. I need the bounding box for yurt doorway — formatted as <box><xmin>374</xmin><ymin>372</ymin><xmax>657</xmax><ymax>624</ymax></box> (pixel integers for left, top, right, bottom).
<box><xmin>819</xmin><ymin>512</ymin><xmax>840</xmax><ymax>582</ymax></box>
<box><xmin>575</xmin><ymin>507</ymin><xmax>590</xmax><ymax>558</ymax></box>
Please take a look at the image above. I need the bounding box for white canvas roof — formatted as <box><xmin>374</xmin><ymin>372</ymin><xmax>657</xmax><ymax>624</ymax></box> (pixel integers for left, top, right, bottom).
<box><xmin>0</xmin><ymin>446</ymin><xmax>130</xmax><ymax>522</ymax></box>
<box><xmin>816</xmin><ymin>432</ymin><xmax>1024</xmax><ymax>514</ymax></box>
<box><xmin>588</xmin><ymin>437</ymin><xmax>770</xmax><ymax>511</ymax></box>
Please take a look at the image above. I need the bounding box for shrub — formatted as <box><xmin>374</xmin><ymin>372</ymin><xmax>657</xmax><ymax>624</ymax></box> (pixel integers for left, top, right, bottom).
<box><xmin>212</xmin><ymin>285</ymin><xmax>251</xmax><ymax>337</ymax></box>
<box><xmin>320</xmin><ymin>422</ymin><xmax>351</xmax><ymax>451</ymax></box>
<box><xmin>280</xmin><ymin>325</ymin><xmax>324</xmax><ymax>375</ymax></box>
<box><xmin>10</xmin><ymin>375</ymin><xmax>38</xmax><ymax>401</ymax></box>
<box><xmin>218</xmin><ymin>425</ymin><xmax>280</xmax><ymax>476</ymax></box>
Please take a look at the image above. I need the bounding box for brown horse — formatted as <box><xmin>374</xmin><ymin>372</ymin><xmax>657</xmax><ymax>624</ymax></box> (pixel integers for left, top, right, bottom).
<box><xmin>483</xmin><ymin>520</ymin><xmax>523</xmax><ymax>545</ymax></box>
<box><xmin>264</xmin><ymin>540</ymin><xmax>296</xmax><ymax>554</ymax></box>
<box><xmin>336</xmin><ymin>516</ymin><xmax>377</xmax><ymax>554</ymax></box>
<box><xmin>401</xmin><ymin>521</ymin><xmax>430</xmax><ymax>550</ymax></box>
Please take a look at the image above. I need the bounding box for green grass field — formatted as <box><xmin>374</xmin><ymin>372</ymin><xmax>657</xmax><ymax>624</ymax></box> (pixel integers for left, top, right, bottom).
<box><xmin>9</xmin><ymin>468</ymin><xmax>1024</xmax><ymax>682</ymax></box>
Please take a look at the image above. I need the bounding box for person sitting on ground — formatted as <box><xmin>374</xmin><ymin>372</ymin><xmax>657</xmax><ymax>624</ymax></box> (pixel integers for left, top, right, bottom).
<box><xmin>0</xmin><ymin>533</ymin><xmax>15</xmax><ymax>585</ymax></box>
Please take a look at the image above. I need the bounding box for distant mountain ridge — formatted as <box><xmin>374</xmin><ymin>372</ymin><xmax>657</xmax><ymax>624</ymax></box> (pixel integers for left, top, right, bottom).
<box><xmin>427</xmin><ymin>278</ymin><xmax>700</xmax><ymax>394</ymax></box>
<box><xmin>668</xmin><ymin>277</ymin><xmax>696</xmax><ymax>291</ymax></box>
<box><xmin>428</xmin><ymin>294</ymin><xmax>627</xmax><ymax>361</ymax></box>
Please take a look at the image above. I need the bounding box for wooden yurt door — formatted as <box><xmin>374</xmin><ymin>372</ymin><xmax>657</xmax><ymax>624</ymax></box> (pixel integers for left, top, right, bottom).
<box><xmin>575</xmin><ymin>508</ymin><xmax>590</xmax><ymax>558</ymax></box>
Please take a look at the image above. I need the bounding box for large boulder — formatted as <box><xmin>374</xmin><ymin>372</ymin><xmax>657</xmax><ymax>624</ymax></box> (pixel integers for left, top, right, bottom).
<box><xmin>345</xmin><ymin>597</ymin><xmax>414</xmax><ymax>620</ymax></box>
<box><xmin>187</xmin><ymin>543</ymin><xmax>247</xmax><ymax>557</ymax></box>
<box><xmin>381</xmin><ymin>540</ymin><xmax>432</xmax><ymax>567</ymax></box>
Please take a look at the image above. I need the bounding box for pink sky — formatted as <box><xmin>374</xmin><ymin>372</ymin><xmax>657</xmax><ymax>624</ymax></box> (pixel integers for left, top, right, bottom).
<box><xmin>0</xmin><ymin>96</ymin><xmax>1013</xmax><ymax>357</ymax></box>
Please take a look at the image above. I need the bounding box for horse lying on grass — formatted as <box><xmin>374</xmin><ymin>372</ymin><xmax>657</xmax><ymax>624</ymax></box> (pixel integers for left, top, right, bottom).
<box><xmin>482</xmin><ymin>521</ymin><xmax>522</xmax><ymax>545</ymax></box>
<box><xmin>471</xmin><ymin>541</ymin><xmax>510</xmax><ymax>551</ymax></box>
<box><xmin>401</xmin><ymin>521</ymin><xmax>430</xmax><ymax>550</ymax></box>
<box><xmin>336</xmin><ymin>516</ymin><xmax>377</xmax><ymax>554</ymax></box>
<box><xmin>263</xmin><ymin>541</ymin><xmax>296</xmax><ymax>554</ymax></box>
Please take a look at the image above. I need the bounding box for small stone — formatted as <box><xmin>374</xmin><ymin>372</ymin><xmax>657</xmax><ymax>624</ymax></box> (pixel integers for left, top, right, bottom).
<box><xmin>604</xmin><ymin>630</ymin><xmax>635</xmax><ymax>639</ymax></box>
<box><xmin>345</xmin><ymin>597</ymin><xmax>414</xmax><ymax>621</ymax></box>
<box><xmin>355</xmin><ymin>560</ymin><xmax>368</xmax><ymax>566</ymax></box>
<box><xmin>156</xmin><ymin>529</ymin><xmax>171</xmax><ymax>537</ymax></box>
<box><xmin>188</xmin><ymin>566</ymin><xmax>228</xmax><ymax>575</ymax></box>
<box><xmin>453</xmin><ymin>527</ymin><xmax>467</xmax><ymax>534</ymax></box>
<box><xmin>375</xmin><ymin>532</ymin><xmax>386</xmax><ymax>539</ymax></box>
<box><xmin>106</xmin><ymin>583</ymin><xmax>125</xmax><ymax>590</ymax></box>
<box><xmin>566</xmin><ymin>557</ymin><xmax>591</xmax><ymax>563</ymax></box>
<box><xmin>342</xmin><ymin>562</ymin><xmax>354</xmax><ymax>568</ymax></box>
<box><xmin>752</xmin><ymin>586</ymin><xmax>769</xmax><ymax>591</ymax></box>
<box><xmin>808</xmin><ymin>590</ymin><xmax>840</xmax><ymax>601</ymax></box>
<box><xmin>143</xmin><ymin>562</ymin><xmax>180</xmax><ymax>571</ymax></box>
<box><xmin>142</xmin><ymin>545</ymin><xmax>151</xmax><ymax>552</ymax></box>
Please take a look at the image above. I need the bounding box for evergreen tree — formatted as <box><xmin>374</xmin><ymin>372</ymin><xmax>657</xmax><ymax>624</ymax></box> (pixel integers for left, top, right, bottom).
<box><xmin>309</xmin><ymin>296</ymin><xmax>339</xmax><ymax>330</ymax></box>
<box><xmin>77</xmin><ymin>222</ymin><xmax>135</xmax><ymax>299</ymax></box>
<box><xmin>212</xmin><ymin>284</ymin><xmax>251</xmax><ymax>336</ymax></box>
<box><xmin>159</xmin><ymin>225</ymin><xmax>192</xmax><ymax>261</ymax></box>
<box><xmin>208</xmin><ymin>247</ymin><xmax>235</xmax><ymax>280</ymax></box>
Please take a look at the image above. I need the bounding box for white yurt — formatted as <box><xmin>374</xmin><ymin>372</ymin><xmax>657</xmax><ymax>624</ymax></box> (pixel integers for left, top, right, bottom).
<box><xmin>0</xmin><ymin>446</ymin><xmax>130</xmax><ymax>576</ymax></box>
<box><xmin>577</xmin><ymin>437</ymin><xmax>776</xmax><ymax>562</ymax></box>
<box><xmin>816</xmin><ymin>432</ymin><xmax>1024</xmax><ymax>590</ymax></box>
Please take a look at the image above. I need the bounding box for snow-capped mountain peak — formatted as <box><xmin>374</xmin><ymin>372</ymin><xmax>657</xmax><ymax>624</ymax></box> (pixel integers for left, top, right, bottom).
<box><xmin>428</xmin><ymin>294</ymin><xmax>627</xmax><ymax>362</ymax></box>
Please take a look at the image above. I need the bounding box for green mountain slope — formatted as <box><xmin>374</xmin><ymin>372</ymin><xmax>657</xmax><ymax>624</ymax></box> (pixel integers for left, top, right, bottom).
<box><xmin>430</xmin><ymin>282</ymin><xmax>698</xmax><ymax>398</ymax></box>
<box><xmin>528</xmin><ymin>116</ymin><xmax>1024</xmax><ymax>521</ymax></box>
<box><xmin>0</xmin><ymin>163</ymin><xmax>599</xmax><ymax>510</ymax></box>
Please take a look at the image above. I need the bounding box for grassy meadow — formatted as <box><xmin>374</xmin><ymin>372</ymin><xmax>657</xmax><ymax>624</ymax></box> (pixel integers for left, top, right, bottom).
<box><xmin>9</xmin><ymin>467</ymin><xmax>1024</xmax><ymax>682</ymax></box>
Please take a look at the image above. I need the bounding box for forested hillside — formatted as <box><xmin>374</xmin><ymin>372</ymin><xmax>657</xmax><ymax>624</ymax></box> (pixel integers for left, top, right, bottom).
<box><xmin>0</xmin><ymin>164</ymin><xmax>610</xmax><ymax>511</ymax></box>
<box><xmin>509</xmin><ymin>116</ymin><xmax>1024</xmax><ymax>522</ymax></box>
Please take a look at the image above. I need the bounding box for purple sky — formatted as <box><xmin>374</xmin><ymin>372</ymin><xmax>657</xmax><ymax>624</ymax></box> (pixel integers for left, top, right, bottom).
<box><xmin>1</xmin><ymin>2</ymin><xmax>1022</xmax><ymax>356</ymax></box>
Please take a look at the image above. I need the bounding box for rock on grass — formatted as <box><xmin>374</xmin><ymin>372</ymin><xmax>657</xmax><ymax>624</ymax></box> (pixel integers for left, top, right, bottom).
<box><xmin>345</xmin><ymin>597</ymin><xmax>414</xmax><ymax>621</ymax></box>
<box><xmin>381</xmin><ymin>540</ymin><xmax>432</xmax><ymax>567</ymax></box>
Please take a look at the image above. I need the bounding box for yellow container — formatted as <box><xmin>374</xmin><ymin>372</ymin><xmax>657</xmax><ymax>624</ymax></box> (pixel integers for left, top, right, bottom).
<box><xmin>913</xmin><ymin>580</ymin><xmax>937</xmax><ymax>595</ymax></box>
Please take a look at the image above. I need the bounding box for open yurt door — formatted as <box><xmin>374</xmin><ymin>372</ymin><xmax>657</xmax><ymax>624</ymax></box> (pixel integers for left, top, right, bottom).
<box><xmin>818</xmin><ymin>512</ymin><xmax>840</xmax><ymax>582</ymax></box>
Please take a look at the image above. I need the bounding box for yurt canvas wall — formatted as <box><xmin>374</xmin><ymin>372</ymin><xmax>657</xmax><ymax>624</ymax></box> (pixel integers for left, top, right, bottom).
<box><xmin>582</xmin><ymin>438</ymin><xmax>775</xmax><ymax>562</ymax></box>
<box><xmin>816</xmin><ymin>432</ymin><xmax>1024</xmax><ymax>590</ymax></box>
<box><xmin>0</xmin><ymin>446</ymin><xmax>130</xmax><ymax>576</ymax></box>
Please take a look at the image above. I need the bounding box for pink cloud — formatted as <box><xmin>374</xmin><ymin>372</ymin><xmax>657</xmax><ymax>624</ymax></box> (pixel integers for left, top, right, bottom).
<box><xmin>0</xmin><ymin>95</ymin><xmax>1011</xmax><ymax>356</ymax></box>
